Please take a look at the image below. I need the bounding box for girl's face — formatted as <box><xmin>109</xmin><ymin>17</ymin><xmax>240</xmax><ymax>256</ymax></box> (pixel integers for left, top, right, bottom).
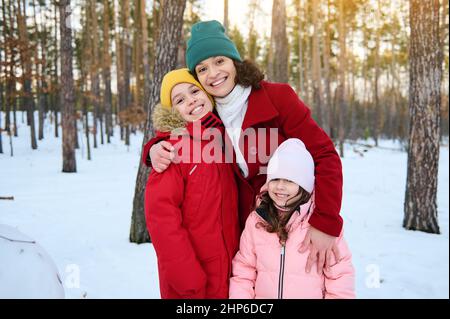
<box><xmin>195</xmin><ymin>56</ymin><xmax>237</xmax><ymax>98</ymax></box>
<box><xmin>268</xmin><ymin>178</ymin><xmax>300</xmax><ymax>208</ymax></box>
<box><xmin>171</xmin><ymin>83</ymin><xmax>213</xmax><ymax>122</ymax></box>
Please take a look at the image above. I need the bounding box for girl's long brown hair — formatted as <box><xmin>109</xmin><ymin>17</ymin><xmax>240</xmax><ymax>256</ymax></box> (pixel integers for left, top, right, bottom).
<box><xmin>256</xmin><ymin>187</ymin><xmax>312</xmax><ymax>245</ymax></box>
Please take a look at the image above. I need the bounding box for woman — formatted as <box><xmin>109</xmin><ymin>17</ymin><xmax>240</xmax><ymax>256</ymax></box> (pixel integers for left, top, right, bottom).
<box><xmin>144</xmin><ymin>20</ymin><xmax>343</xmax><ymax>274</ymax></box>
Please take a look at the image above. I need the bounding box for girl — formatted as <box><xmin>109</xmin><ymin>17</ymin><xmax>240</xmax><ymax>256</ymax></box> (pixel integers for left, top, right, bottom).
<box><xmin>229</xmin><ymin>138</ymin><xmax>355</xmax><ymax>299</ymax></box>
<box><xmin>144</xmin><ymin>20</ymin><xmax>343</xmax><ymax>275</ymax></box>
<box><xmin>145</xmin><ymin>68</ymin><xmax>240</xmax><ymax>299</ymax></box>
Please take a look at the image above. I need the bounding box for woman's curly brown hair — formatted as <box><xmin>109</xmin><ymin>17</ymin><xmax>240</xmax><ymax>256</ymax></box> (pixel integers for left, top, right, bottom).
<box><xmin>256</xmin><ymin>187</ymin><xmax>312</xmax><ymax>245</ymax></box>
<box><xmin>233</xmin><ymin>59</ymin><xmax>265</xmax><ymax>89</ymax></box>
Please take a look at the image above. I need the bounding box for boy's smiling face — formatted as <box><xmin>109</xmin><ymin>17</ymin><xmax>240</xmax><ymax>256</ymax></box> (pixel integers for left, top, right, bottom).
<box><xmin>171</xmin><ymin>83</ymin><xmax>213</xmax><ymax>122</ymax></box>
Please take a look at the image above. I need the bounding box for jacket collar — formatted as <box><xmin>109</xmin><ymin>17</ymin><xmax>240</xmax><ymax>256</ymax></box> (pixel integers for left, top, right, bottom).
<box><xmin>242</xmin><ymin>81</ymin><xmax>279</xmax><ymax>131</ymax></box>
<box><xmin>183</xmin><ymin>111</ymin><xmax>225</xmax><ymax>141</ymax></box>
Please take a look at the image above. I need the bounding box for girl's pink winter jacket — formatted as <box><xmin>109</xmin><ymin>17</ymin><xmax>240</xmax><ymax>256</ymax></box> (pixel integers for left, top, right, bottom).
<box><xmin>229</xmin><ymin>199</ymin><xmax>355</xmax><ymax>299</ymax></box>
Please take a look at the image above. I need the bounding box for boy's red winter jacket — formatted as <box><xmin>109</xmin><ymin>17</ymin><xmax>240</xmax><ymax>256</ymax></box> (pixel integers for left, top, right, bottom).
<box><xmin>145</xmin><ymin>105</ymin><xmax>240</xmax><ymax>298</ymax></box>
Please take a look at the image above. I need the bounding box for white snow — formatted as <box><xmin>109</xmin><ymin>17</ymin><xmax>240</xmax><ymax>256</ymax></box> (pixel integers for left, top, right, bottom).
<box><xmin>0</xmin><ymin>224</ymin><xmax>65</xmax><ymax>298</ymax></box>
<box><xmin>0</xmin><ymin>112</ymin><xmax>448</xmax><ymax>299</ymax></box>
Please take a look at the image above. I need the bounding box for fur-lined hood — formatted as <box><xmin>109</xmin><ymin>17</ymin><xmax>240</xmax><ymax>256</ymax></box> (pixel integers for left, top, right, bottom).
<box><xmin>151</xmin><ymin>103</ymin><xmax>187</xmax><ymax>133</ymax></box>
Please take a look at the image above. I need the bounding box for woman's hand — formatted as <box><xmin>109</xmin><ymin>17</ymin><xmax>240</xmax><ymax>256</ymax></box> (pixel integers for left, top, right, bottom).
<box><xmin>298</xmin><ymin>226</ymin><xmax>341</xmax><ymax>274</ymax></box>
<box><xmin>150</xmin><ymin>141</ymin><xmax>175</xmax><ymax>173</ymax></box>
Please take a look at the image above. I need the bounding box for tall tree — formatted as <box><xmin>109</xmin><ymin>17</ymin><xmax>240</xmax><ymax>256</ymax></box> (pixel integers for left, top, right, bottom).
<box><xmin>336</xmin><ymin>0</ymin><xmax>347</xmax><ymax>157</ymax></box>
<box><xmin>247</xmin><ymin>0</ymin><xmax>260</xmax><ymax>62</ymax></box>
<box><xmin>323</xmin><ymin>0</ymin><xmax>333</xmax><ymax>137</ymax></box>
<box><xmin>130</xmin><ymin>0</ymin><xmax>186</xmax><ymax>243</ymax></box>
<box><xmin>89</xmin><ymin>0</ymin><xmax>101</xmax><ymax>148</ymax></box>
<box><xmin>373</xmin><ymin>0</ymin><xmax>381</xmax><ymax>146</ymax></box>
<box><xmin>268</xmin><ymin>0</ymin><xmax>288</xmax><ymax>83</ymax></box>
<box><xmin>59</xmin><ymin>0</ymin><xmax>77</xmax><ymax>172</ymax></box>
<box><xmin>53</xmin><ymin>3</ymin><xmax>59</xmax><ymax>138</ymax></box>
<box><xmin>17</xmin><ymin>0</ymin><xmax>38</xmax><ymax>150</ymax></box>
<box><xmin>31</xmin><ymin>0</ymin><xmax>45</xmax><ymax>141</ymax></box>
<box><xmin>224</xmin><ymin>0</ymin><xmax>229</xmax><ymax>31</ymax></box>
<box><xmin>404</xmin><ymin>0</ymin><xmax>442</xmax><ymax>233</ymax></box>
<box><xmin>311</xmin><ymin>0</ymin><xmax>324</xmax><ymax>128</ymax></box>
<box><xmin>102</xmin><ymin>0</ymin><xmax>113</xmax><ymax>143</ymax></box>
<box><xmin>140</xmin><ymin>0</ymin><xmax>151</xmax><ymax>114</ymax></box>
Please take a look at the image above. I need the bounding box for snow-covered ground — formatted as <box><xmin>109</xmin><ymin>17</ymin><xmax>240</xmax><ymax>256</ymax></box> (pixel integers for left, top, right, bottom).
<box><xmin>0</xmin><ymin>112</ymin><xmax>448</xmax><ymax>299</ymax></box>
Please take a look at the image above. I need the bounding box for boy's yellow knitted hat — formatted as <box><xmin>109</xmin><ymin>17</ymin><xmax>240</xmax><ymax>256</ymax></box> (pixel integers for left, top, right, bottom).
<box><xmin>160</xmin><ymin>68</ymin><xmax>214</xmax><ymax>108</ymax></box>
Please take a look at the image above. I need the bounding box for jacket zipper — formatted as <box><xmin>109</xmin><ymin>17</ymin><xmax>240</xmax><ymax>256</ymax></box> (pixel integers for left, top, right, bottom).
<box><xmin>278</xmin><ymin>244</ymin><xmax>286</xmax><ymax>299</ymax></box>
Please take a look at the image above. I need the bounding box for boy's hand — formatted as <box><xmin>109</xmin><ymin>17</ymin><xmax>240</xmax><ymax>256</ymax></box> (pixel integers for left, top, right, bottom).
<box><xmin>150</xmin><ymin>141</ymin><xmax>175</xmax><ymax>173</ymax></box>
<box><xmin>298</xmin><ymin>226</ymin><xmax>341</xmax><ymax>274</ymax></box>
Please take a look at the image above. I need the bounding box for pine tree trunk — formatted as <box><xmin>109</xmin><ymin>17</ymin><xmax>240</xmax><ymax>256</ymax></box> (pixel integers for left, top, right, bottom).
<box><xmin>90</xmin><ymin>0</ymin><xmax>100</xmax><ymax>149</ymax></box>
<box><xmin>103</xmin><ymin>0</ymin><xmax>113</xmax><ymax>143</ymax></box>
<box><xmin>404</xmin><ymin>0</ymin><xmax>442</xmax><ymax>234</ymax></box>
<box><xmin>323</xmin><ymin>0</ymin><xmax>333</xmax><ymax>138</ymax></box>
<box><xmin>130</xmin><ymin>0</ymin><xmax>186</xmax><ymax>244</ymax></box>
<box><xmin>312</xmin><ymin>0</ymin><xmax>324</xmax><ymax>128</ymax></box>
<box><xmin>268</xmin><ymin>0</ymin><xmax>288</xmax><ymax>83</ymax></box>
<box><xmin>224</xmin><ymin>0</ymin><xmax>229</xmax><ymax>31</ymax></box>
<box><xmin>122</xmin><ymin>0</ymin><xmax>132</xmax><ymax>111</ymax></box>
<box><xmin>83</xmin><ymin>95</ymin><xmax>92</xmax><ymax>160</ymax></box>
<box><xmin>373</xmin><ymin>0</ymin><xmax>381</xmax><ymax>146</ymax></box>
<box><xmin>17</xmin><ymin>0</ymin><xmax>38</xmax><ymax>150</ymax></box>
<box><xmin>54</xmin><ymin>4</ymin><xmax>59</xmax><ymax>139</ymax></box>
<box><xmin>59</xmin><ymin>0</ymin><xmax>77</xmax><ymax>173</ymax></box>
<box><xmin>31</xmin><ymin>0</ymin><xmax>45</xmax><ymax>141</ymax></box>
<box><xmin>337</xmin><ymin>0</ymin><xmax>347</xmax><ymax>157</ymax></box>
<box><xmin>112</xmin><ymin>0</ymin><xmax>124</xmax><ymax>139</ymax></box>
<box><xmin>140</xmin><ymin>0</ymin><xmax>151</xmax><ymax>114</ymax></box>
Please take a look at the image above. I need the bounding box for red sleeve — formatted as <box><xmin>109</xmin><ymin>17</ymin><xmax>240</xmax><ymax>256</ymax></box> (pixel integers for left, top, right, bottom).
<box><xmin>274</xmin><ymin>84</ymin><xmax>343</xmax><ymax>236</ymax></box>
<box><xmin>145</xmin><ymin>164</ymin><xmax>207</xmax><ymax>298</ymax></box>
<box><xmin>141</xmin><ymin>131</ymin><xmax>170</xmax><ymax>167</ymax></box>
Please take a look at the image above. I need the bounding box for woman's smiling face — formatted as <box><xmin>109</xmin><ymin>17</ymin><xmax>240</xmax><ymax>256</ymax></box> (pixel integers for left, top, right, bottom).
<box><xmin>194</xmin><ymin>56</ymin><xmax>237</xmax><ymax>98</ymax></box>
<box><xmin>171</xmin><ymin>83</ymin><xmax>213</xmax><ymax>122</ymax></box>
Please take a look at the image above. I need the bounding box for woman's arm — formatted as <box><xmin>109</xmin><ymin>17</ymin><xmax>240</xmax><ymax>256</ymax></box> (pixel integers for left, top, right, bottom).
<box><xmin>273</xmin><ymin>83</ymin><xmax>343</xmax><ymax>237</ymax></box>
<box><xmin>142</xmin><ymin>132</ymin><xmax>174</xmax><ymax>172</ymax></box>
<box><xmin>145</xmin><ymin>164</ymin><xmax>207</xmax><ymax>298</ymax></box>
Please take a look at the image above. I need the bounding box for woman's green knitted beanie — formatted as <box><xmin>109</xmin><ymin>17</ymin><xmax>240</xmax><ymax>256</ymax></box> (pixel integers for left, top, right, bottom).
<box><xmin>186</xmin><ymin>20</ymin><xmax>242</xmax><ymax>73</ymax></box>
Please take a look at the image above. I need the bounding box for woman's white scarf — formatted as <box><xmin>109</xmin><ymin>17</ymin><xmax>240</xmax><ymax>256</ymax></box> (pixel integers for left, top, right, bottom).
<box><xmin>216</xmin><ymin>84</ymin><xmax>252</xmax><ymax>177</ymax></box>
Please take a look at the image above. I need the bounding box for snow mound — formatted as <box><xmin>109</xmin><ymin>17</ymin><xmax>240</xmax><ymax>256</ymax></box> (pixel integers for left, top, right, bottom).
<box><xmin>0</xmin><ymin>224</ymin><xmax>65</xmax><ymax>299</ymax></box>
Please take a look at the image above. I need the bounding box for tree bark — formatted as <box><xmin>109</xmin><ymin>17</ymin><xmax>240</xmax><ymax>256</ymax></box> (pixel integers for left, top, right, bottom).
<box><xmin>373</xmin><ymin>0</ymin><xmax>381</xmax><ymax>146</ymax></box>
<box><xmin>103</xmin><ymin>0</ymin><xmax>113</xmax><ymax>143</ymax></box>
<box><xmin>89</xmin><ymin>0</ymin><xmax>100</xmax><ymax>149</ymax></box>
<box><xmin>140</xmin><ymin>0</ymin><xmax>151</xmax><ymax>115</ymax></box>
<box><xmin>312</xmin><ymin>0</ymin><xmax>324</xmax><ymax>129</ymax></box>
<box><xmin>268</xmin><ymin>0</ymin><xmax>288</xmax><ymax>83</ymax></box>
<box><xmin>59</xmin><ymin>0</ymin><xmax>77</xmax><ymax>173</ymax></box>
<box><xmin>130</xmin><ymin>0</ymin><xmax>186</xmax><ymax>244</ymax></box>
<box><xmin>323</xmin><ymin>0</ymin><xmax>333</xmax><ymax>138</ymax></box>
<box><xmin>337</xmin><ymin>0</ymin><xmax>347</xmax><ymax>157</ymax></box>
<box><xmin>224</xmin><ymin>0</ymin><xmax>229</xmax><ymax>31</ymax></box>
<box><xmin>54</xmin><ymin>4</ymin><xmax>59</xmax><ymax>138</ymax></box>
<box><xmin>404</xmin><ymin>0</ymin><xmax>442</xmax><ymax>233</ymax></box>
<box><xmin>17</xmin><ymin>0</ymin><xmax>38</xmax><ymax>150</ymax></box>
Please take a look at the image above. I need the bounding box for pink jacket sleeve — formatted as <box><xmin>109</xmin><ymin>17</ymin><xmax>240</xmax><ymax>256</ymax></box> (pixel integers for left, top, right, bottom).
<box><xmin>323</xmin><ymin>231</ymin><xmax>356</xmax><ymax>299</ymax></box>
<box><xmin>229</xmin><ymin>214</ymin><xmax>258</xmax><ymax>299</ymax></box>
